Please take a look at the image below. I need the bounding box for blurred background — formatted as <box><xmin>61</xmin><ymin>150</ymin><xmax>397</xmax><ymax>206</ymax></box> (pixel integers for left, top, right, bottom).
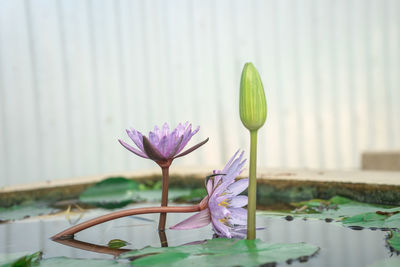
<box><xmin>0</xmin><ymin>0</ymin><xmax>399</xmax><ymax>187</ymax></box>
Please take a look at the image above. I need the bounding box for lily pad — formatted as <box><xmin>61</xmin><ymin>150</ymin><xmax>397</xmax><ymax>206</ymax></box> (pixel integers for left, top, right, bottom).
<box><xmin>387</xmin><ymin>231</ymin><xmax>400</xmax><ymax>252</ymax></box>
<box><xmin>79</xmin><ymin>177</ymin><xmax>191</xmax><ymax>209</ymax></box>
<box><xmin>0</xmin><ymin>251</ymin><xmax>42</xmax><ymax>267</ymax></box>
<box><xmin>79</xmin><ymin>177</ymin><xmax>140</xmax><ymax>209</ymax></box>
<box><xmin>120</xmin><ymin>238</ymin><xmax>319</xmax><ymax>266</ymax></box>
<box><xmin>342</xmin><ymin>209</ymin><xmax>400</xmax><ymax>229</ymax></box>
<box><xmin>133</xmin><ymin>189</ymin><xmax>192</xmax><ymax>203</ymax></box>
<box><xmin>173</xmin><ymin>188</ymin><xmax>207</xmax><ymax>203</ymax></box>
<box><xmin>367</xmin><ymin>257</ymin><xmax>400</xmax><ymax>267</ymax></box>
<box><xmin>37</xmin><ymin>257</ymin><xmax>127</xmax><ymax>266</ymax></box>
<box><xmin>108</xmin><ymin>239</ymin><xmax>130</xmax><ymax>249</ymax></box>
<box><xmin>261</xmin><ymin>196</ymin><xmax>399</xmax><ymax>223</ymax></box>
<box><xmin>0</xmin><ymin>202</ymin><xmax>56</xmax><ymax>222</ymax></box>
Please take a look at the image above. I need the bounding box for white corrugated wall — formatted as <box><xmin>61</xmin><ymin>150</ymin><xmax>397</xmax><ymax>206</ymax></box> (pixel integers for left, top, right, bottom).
<box><xmin>0</xmin><ymin>0</ymin><xmax>399</xmax><ymax>187</ymax></box>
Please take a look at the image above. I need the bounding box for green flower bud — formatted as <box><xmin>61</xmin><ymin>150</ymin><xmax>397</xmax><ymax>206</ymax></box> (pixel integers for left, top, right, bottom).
<box><xmin>239</xmin><ymin>62</ymin><xmax>267</xmax><ymax>131</ymax></box>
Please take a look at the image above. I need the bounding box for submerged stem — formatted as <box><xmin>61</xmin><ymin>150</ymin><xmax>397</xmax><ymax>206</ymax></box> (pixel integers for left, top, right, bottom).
<box><xmin>159</xmin><ymin>166</ymin><xmax>169</xmax><ymax>231</ymax></box>
<box><xmin>247</xmin><ymin>130</ymin><xmax>258</xmax><ymax>239</ymax></box>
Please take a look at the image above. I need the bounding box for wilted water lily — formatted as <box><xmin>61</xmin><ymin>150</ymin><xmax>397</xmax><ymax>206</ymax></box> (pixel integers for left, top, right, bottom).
<box><xmin>119</xmin><ymin>122</ymin><xmax>208</xmax><ymax>167</ymax></box>
<box><xmin>171</xmin><ymin>151</ymin><xmax>248</xmax><ymax>238</ymax></box>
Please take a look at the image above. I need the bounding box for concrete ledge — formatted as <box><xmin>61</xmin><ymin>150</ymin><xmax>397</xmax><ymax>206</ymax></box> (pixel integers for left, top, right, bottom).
<box><xmin>0</xmin><ymin>167</ymin><xmax>399</xmax><ymax>207</ymax></box>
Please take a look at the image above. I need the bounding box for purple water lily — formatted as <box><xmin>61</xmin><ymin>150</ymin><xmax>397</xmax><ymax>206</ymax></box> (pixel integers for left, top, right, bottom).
<box><xmin>119</xmin><ymin>122</ymin><xmax>209</xmax><ymax>232</ymax></box>
<box><xmin>170</xmin><ymin>151</ymin><xmax>248</xmax><ymax>238</ymax></box>
<box><xmin>119</xmin><ymin>122</ymin><xmax>208</xmax><ymax>167</ymax></box>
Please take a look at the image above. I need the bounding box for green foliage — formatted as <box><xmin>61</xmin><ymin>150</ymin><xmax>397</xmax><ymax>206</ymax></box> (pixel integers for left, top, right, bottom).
<box><xmin>173</xmin><ymin>188</ymin><xmax>207</xmax><ymax>203</ymax></box>
<box><xmin>108</xmin><ymin>239</ymin><xmax>130</xmax><ymax>249</ymax></box>
<box><xmin>0</xmin><ymin>202</ymin><xmax>56</xmax><ymax>222</ymax></box>
<box><xmin>0</xmin><ymin>251</ymin><xmax>42</xmax><ymax>267</ymax></box>
<box><xmin>367</xmin><ymin>257</ymin><xmax>400</xmax><ymax>267</ymax></box>
<box><xmin>387</xmin><ymin>231</ymin><xmax>400</xmax><ymax>252</ymax></box>
<box><xmin>342</xmin><ymin>209</ymin><xmax>400</xmax><ymax>229</ymax></box>
<box><xmin>120</xmin><ymin>238</ymin><xmax>319</xmax><ymax>267</ymax></box>
<box><xmin>79</xmin><ymin>177</ymin><xmax>140</xmax><ymax>209</ymax></box>
<box><xmin>79</xmin><ymin>177</ymin><xmax>191</xmax><ymax>209</ymax></box>
<box><xmin>36</xmin><ymin>257</ymin><xmax>127</xmax><ymax>266</ymax></box>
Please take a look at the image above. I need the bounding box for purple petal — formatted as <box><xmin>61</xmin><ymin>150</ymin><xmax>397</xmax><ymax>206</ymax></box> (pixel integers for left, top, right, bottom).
<box><xmin>158</xmin><ymin>135</ymin><xmax>169</xmax><ymax>157</ymax></box>
<box><xmin>209</xmin><ymin>203</ymin><xmax>230</xmax><ymax>220</ymax></box>
<box><xmin>175</xmin><ymin>124</ymin><xmax>193</xmax><ymax>153</ymax></box>
<box><xmin>153</xmin><ymin>125</ymin><xmax>161</xmax><ymax>138</ymax></box>
<box><xmin>170</xmin><ymin>209</ymin><xmax>211</xmax><ymax>230</ymax></box>
<box><xmin>118</xmin><ymin>139</ymin><xmax>148</xmax><ymax>159</ymax></box>
<box><xmin>161</xmin><ymin>122</ymin><xmax>170</xmax><ymax>136</ymax></box>
<box><xmin>211</xmin><ymin>217</ymin><xmax>231</xmax><ymax>238</ymax></box>
<box><xmin>167</xmin><ymin>136</ymin><xmax>183</xmax><ymax>158</ymax></box>
<box><xmin>148</xmin><ymin>131</ymin><xmax>159</xmax><ymax>146</ymax></box>
<box><xmin>206</xmin><ymin>179</ymin><xmax>213</xmax><ymax>196</ymax></box>
<box><xmin>221</xmin><ymin>150</ymin><xmax>241</xmax><ymax>174</ymax></box>
<box><xmin>174</xmin><ymin>137</ymin><xmax>209</xmax><ymax>159</ymax></box>
<box><xmin>229</xmin><ymin>208</ymin><xmax>247</xmax><ymax>225</ymax></box>
<box><xmin>227</xmin><ymin>178</ymin><xmax>249</xmax><ymax>196</ymax></box>
<box><xmin>127</xmin><ymin>129</ymin><xmax>145</xmax><ymax>152</ymax></box>
<box><xmin>229</xmin><ymin>195</ymin><xmax>248</xmax><ymax>208</ymax></box>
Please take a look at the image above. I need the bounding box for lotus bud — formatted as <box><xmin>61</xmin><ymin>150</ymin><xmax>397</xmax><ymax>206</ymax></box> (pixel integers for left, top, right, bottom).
<box><xmin>239</xmin><ymin>62</ymin><xmax>267</xmax><ymax>131</ymax></box>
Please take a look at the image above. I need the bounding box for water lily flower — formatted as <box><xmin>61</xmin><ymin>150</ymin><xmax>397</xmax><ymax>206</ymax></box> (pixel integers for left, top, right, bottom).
<box><xmin>119</xmin><ymin>122</ymin><xmax>209</xmax><ymax>231</ymax></box>
<box><xmin>118</xmin><ymin>122</ymin><xmax>208</xmax><ymax>167</ymax></box>
<box><xmin>170</xmin><ymin>151</ymin><xmax>248</xmax><ymax>238</ymax></box>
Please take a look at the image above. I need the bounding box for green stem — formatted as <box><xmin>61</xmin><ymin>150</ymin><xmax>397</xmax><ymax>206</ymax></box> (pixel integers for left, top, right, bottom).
<box><xmin>247</xmin><ymin>130</ymin><xmax>258</xmax><ymax>239</ymax></box>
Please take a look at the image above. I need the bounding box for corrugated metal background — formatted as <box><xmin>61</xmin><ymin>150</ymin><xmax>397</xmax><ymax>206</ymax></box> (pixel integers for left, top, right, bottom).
<box><xmin>0</xmin><ymin>0</ymin><xmax>399</xmax><ymax>186</ymax></box>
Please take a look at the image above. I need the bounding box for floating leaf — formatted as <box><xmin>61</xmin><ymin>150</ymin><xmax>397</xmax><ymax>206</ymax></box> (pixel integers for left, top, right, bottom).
<box><xmin>133</xmin><ymin>189</ymin><xmax>191</xmax><ymax>203</ymax></box>
<box><xmin>108</xmin><ymin>239</ymin><xmax>130</xmax><ymax>249</ymax></box>
<box><xmin>261</xmin><ymin>196</ymin><xmax>398</xmax><ymax>222</ymax></box>
<box><xmin>37</xmin><ymin>257</ymin><xmax>127</xmax><ymax>266</ymax></box>
<box><xmin>0</xmin><ymin>251</ymin><xmax>42</xmax><ymax>267</ymax></box>
<box><xmin>387</xmin><ymin>231</ymin><xmax>400</xmax><ymax>252</ymax></box>
<box><xmin>120</xmin><ymin>238</ymin><xmax>319</xmax><ymax>267</ymax></box>
<box><xmin>367</xmin><ymin>257</ymin><xmax>400</xmax><ymax>267</ymax></box>
<box><xmin>260</xmin><ymin>196</ymin><xmax>400</xmax><ymax>233</ymax></box>
<box><xmin>0</xmin><ymin>202</ymin><xmax>56</xmax><ymax>222</ymax></box>
<box><xmin>173</xmin><ymin>188</ymin><xmax>207</xmax><ymax>203</ymax></box>
<box><xmin>342</xmin><ymin>209</ymin><xmax>400</xmax><ymax>229</ymax></box>
<box><xmin>79</xmin><ymin>177</ymin><xmax>139</xmax><ymax>209</ymax></box>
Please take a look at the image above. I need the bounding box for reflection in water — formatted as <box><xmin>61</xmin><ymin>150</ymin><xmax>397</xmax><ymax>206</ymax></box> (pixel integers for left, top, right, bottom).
<box><xmin>53</xmin><ymin>238</ymin><xmax>130</xmax><ymax>258</ymax></box>
<box><xmin>0</xmin><ymin>203</ymin><xmax>398</xmax><ymax>267</ymax></box>
<box><xmin>158</xmin><ymin>231</ymin><xmax>168</xmax><ymax>247</ymax></box>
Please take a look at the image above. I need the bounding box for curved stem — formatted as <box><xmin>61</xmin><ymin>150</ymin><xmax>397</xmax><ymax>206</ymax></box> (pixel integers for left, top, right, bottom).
<box><xmin>159</xmin><ymin>166</ymin><xmax>169</xmax><ymax>231</ymax></box>
<box><xmin>53</xmin><ymin>238</ymin><xmax>130</xmax><ymax>257</ymax></box>
<box><xmin>247</xmin><ymin>130</ymin><xmax>258</xmax><ymax>239</ymax></box>
<box><xmin>51</xmin><ymin>204</ymin><xmax>201</xmax><ymax>240</ymax></box>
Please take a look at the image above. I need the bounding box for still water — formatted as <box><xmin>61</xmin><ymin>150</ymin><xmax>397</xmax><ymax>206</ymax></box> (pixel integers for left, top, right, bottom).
<box><xmin>0</xmin><ymin>203</ymin><xmax>398</xmax><ymax>267</ymax></box>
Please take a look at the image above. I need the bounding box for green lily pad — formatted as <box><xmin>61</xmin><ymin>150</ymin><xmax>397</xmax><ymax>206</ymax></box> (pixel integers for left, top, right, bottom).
<box><xmin>108</xmin><ymin>239</ymin><xmax>130</xmax><ymax>249</ymax></box>
<box><xmin>133</xmin><ymin>189</ymin><xmax>192</xmax><ymax>203</ymax></box>
<box><xmin>387</xmin><ymin>231</ymin><xmax>400</xmax><ymax>252</ymax></box>
<box><xmin>0</xmin><ymin>251</ymin><xmax>42</xmax><ymax>267</ymax></box>
<box><xmin>261</xmin><ymin>196</ymin><xmax>398</xmax><ymax>222</ymax></box>
<box><xmin>173</xmin><ymin>188</ymin><xmax>207</xmax><ymax>203</ymax></box>
<box><xmin>79</xmin><ymin>177</ymin><xmax>140</xmax><ymax>209</ymax></box>
<box><xmin>37</xmin><ymin>257</ymin><xmax>127</xmax><ymax>266</ymax></box>
<box><xmin>79</xmin><ymin>177</ymin><xmax>191</xmax><ymax>209</ymax></box>
<box><xmin>0</xmin><ymin>202</ymin><xmax>56</xmax><ymax>222</ymax></box>
<box><xmin>342</xmin><ymin>209</ymin><xmax>400</xmax><ymax>229</ymax></box>
<box><xmin>367</xmin><ymin>257</ymin><xmax>400</xmax><ymax>267</ymax></box>
<box><xmin>120</xmin><ymin>238</ymin><xmax>319</xmax><ymax>267</ymax></box>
